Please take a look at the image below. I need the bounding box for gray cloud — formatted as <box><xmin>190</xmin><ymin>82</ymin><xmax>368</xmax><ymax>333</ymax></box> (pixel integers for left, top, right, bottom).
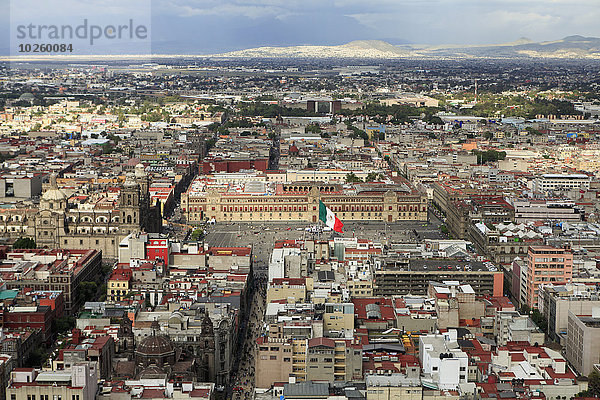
<box><xmin>3</xmin><ymin>0</ymin><xmax>600</xmax><ymax>55</ymax></box>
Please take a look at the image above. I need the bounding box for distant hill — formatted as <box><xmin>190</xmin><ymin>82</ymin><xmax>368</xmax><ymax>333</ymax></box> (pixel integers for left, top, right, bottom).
<box><xmin>212</xmin><ymin>36</ymin><xmax>600</xmax><ymax>59</ymax></box>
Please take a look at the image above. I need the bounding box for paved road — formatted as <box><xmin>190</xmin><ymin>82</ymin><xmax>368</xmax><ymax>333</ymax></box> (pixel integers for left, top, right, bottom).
<box><xmin>230</xmin><ymin>276</ymin><xmax>266</xmax><ymax>400</ymax></box>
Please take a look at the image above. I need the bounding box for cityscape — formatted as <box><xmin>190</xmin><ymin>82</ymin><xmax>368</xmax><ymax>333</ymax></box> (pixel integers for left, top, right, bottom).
<box><xmin>3</xmin><ymin>1</ymin><xmax>600</xmax><ymax>400</ymax></box>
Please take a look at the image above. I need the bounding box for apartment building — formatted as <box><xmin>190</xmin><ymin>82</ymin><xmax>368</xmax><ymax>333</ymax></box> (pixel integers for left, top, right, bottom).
<box><xmin>373</xmin><ymin>259</ymin><xmax>504</xmax><ymax>297</ymax></box>
<box><xmin>6</xmin><ymin>363</ymin><xmax>98</xmax><ymax>400</ymax></box>
<box><xmin>526</xmin><ymin>246</ymin><xmax>573</xmax><ymax>308</ymax></box>
<box><xmin>1</xmin><ymin>248</ymin><xmax>102</xmax><ymax>314</ymax></box>
<box><xmin>255</xmin><ymin>336</ymin><xmax>362</xmax><ymax>388</ymax></box>
<box><xmin>538</xmin><ymin>283</ymin><xmax>600</xmax><ymax>343</ymax></box>
<box><xmin>565</xmin><ymin>309</ymin><xmax>600</xmax><ymax>376</ymax></box>
<box><xmin>366</xmin><ymin>374</ymin><xmax>422</xmax><ymax>400</ymax></box>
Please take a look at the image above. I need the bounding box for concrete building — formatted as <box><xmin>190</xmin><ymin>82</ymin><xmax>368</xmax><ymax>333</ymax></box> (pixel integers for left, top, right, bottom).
<box><xmin>305</xmin><ymin>337</ymin><xmax>362</xmax><ymax>383</ymax></box>
<box><xmin>494</xmin><ymin>311</ymin><xmax>545</xmax><ymax>346</ymax></box>
<box><xmin>366</xmin><ymin>373</ymin><xmax>422</xmax><ymax>400</ymax></box>
<box><xmin>255</xmin><ymin>335</ymin><xmax>362</xmax><ymax>388</ymax></box>
<box><xmin>0</xmin><ymin>248</ymin><xmax>102</xmax><ymax>314</ymax></box>
<box><xmin>565</xmin><ymin>309</ymin><xmax>600</xmax><ymax>376</ymax></box>
<box><xmin>323</xmin><ymin>303</ymin><xmax>354</xmax><ymax>337</ymax></box>
<box><xmin>526</xmin><ymin>246</ymin><xmax>573</xmax><ymax>308</ymax></box>
<box><xmin>428</xmin><ymin>281</ymin><xmax>485</xmax><ymax>330</ymax></box>
<box><xmin>373</xmin><ymin>258</ymin><xmax>504</xmax><ymax>298</ymax></box>
<box><xmin>0</xmin><ymin>173</ymin><xmax>43</xmax><ymax>199</ymax></box>
<box><xmin>6</xmin><ymin>363</ymin><xmax>98</xmax><ymax>400</ymax></box>
<box><xmin>533</xmin><ymin>174</ymin><xmax>591</xmax><ymax>192</ymax></box>
<box><xmin>510</xmin><ymin>199</ymin><xmax>584</xmax><ymax>223</ymax></box>
<box><xmin>419</xmin><ymin>330</ymin><xmax>469</xmax><ymax>390</ymax></box>
<box><xmin>538</xmin><ymin>283</ymin><xmax>600</xmax><ymax>343</ymax></box>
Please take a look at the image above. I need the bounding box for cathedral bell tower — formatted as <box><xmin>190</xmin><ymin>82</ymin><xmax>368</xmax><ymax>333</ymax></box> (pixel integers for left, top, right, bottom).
<box><xmin>119</xmin><ymin>172</ymin><xmax>142</xmax><ymax>236</ymax></box>
<box><xmin>36</xmin><ymin>173</ymin><xmax>68</xmax><ymax>248</ymax></box>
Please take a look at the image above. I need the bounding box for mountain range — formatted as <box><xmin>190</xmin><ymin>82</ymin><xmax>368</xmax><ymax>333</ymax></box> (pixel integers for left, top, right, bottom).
<box><xmin>211</xmin><ymin>35</ymin><xmax>600</xmax><ymax>59</ymax></box>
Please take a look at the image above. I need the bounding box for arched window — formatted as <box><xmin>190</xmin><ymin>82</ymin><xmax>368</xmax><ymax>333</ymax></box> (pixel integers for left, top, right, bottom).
<box><xmin>127</xmin><ymin>215</ymin><xmax>132</xmax><ymax>224</ymax></box>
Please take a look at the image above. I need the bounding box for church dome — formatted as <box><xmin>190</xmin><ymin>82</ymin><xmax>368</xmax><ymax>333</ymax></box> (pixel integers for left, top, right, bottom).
<box><xmin>42</xmin><ymin>174</ymin><xmax>67</xmax><ymax>202</ymax></box>
<box><xmin>136</xmin><ymin>335</ymin><xmax>174</xmax><ymax>357</ymax></box>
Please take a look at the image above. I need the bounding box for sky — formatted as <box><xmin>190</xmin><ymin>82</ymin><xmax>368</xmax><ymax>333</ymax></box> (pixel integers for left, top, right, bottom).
<box><xmin>1</xmin><ymin>0</ymin><xmax>600</xmax><ymax>55</ymax></box>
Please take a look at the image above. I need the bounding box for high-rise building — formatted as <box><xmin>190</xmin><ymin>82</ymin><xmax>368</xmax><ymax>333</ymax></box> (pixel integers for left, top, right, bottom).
<box><xmin>526</xmin><ymin>246</ymin><xmax>573</xmax><ymax>309</ymax></box>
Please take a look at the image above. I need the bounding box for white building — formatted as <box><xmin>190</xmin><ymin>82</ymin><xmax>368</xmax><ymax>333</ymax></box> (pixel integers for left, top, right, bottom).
<box><xmin>419</xmin><ymin>330</ymin><xmax>468</xmax><ymax>390</ymax></box>
<box><xmin>533</xmin><ymin>174</ymin><xmax>591</xmax><ymax>192</ymax></box>
<box><xmin>268</xmin><ymin>246</ymin><xmax>303</xmax><ymax>282</ymax></box>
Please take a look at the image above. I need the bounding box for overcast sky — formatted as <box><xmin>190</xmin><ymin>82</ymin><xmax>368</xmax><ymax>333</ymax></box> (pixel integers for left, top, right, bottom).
<box><xmin>2</xmin><ymin>0</ymin><xmax>600</xmax><ymax>54</ymax></box>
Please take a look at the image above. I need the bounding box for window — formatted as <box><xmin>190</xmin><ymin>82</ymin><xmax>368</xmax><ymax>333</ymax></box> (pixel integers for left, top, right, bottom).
<box><xmin>270</xmin><ymin>355</ymin><xmax>277</xmax><ymax>360</ymax></box>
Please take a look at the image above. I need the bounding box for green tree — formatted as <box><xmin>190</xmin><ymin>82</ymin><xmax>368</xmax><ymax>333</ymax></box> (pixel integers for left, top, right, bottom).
<box><xmin>52</xmin><ymin>316</ymin><xmax>76</xmax><ymax>335</ymax></box>
<box><xmin>305</xmin><ymin>124</ymin><xmax>322</xmax><ymax>134</ymax></box>
<box><xmin>25</xmin><ymin>346</ymin><xmax>48</xmax><ymax>368</ymax></box>
<box><xmin>79</xmin><ymin>281</ymin><xmax>98</xmax><ymax>303</ymax></box>
<box><xmin>345</xmin><ymin>173</ymin><xmax>363</xmax><ymax>183</ymax></box>
<box><xmin>13</xmin><ymin>237</ymin><xmax>36</xmax><ymax>249</ymax></box>
<box><xmin>205</xmin><ymin>138</ymin><xmax>217</xmax><ymax>151</ymax></box>
<box><xmin>577</xmin><ymin>370</ymin><xmax>600</xmax><ymax>398</ymax></box>
<box><xmin>365</xmin><ymin>172</ymin><xmax>384</xmax><ymax>182</ymax></box>
<box><xmin>472</xmin><ymin>149</ymin><xmax>507</xmax><ymax>164</ymax></box>
<box><xmin>530</xmin><ymin>308</ymin><xmax>548</xmax><ymax>334</ymax></box>
<box><xmin>191</xmin><ymin>228</ymin><xmax>204</xmax><ymax>241</ymax></box>
<box><xmin>587</xmin><ymin>370</ymin><xmax>600</xmax><ymax>397</ymax></box>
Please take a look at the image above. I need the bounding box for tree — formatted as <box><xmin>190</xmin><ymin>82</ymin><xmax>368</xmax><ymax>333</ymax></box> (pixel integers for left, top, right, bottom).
<box><xmin>345</xmin><ymin>173</ymin><xmax>363</xmax><ymax>183</ymax></box>
<box><xmin>205</xmin><ymin>138</ymin><xmax>217</xmax><ymax>151</ymax></box>
<box><xmin>525</xmin><ymin>127</ymin><xmax>543</xmax><ymax>136</ymax></box>
<box><xmin>52</xmin><ymin>316</ymin><xmax>76</xmax><ymax>335</ymax></box>
<box><xmin>13</xmin><ymin>237</ymin><xmax>36</xmax><ymax>249</ymax></box>
<box><xmin>79</xmin><ymin>281</ymin><xmax>98</xmax><ymax>303</ymax></box>
<box><xmin>577</xmin><ymin>370</ymin><xmax>600</xmax><ymax>398</ymax></box>
<box><xmin>191</xmin><ymin>228</ymin><xmax>204</xmax><ymax>241</ymax></box>
<box><xmin>25</xmin><ymin>346</ymin><xmax>48</xmax><ymax>368</ymax></box>
<box><xmin>305</xmin><ymin>124</ymin><xmax>322</xmax><ymax>134</ymax></box>
<box><xmin>530</xmin><ymin>308</ymin><xmax>548</xmax><ymax>333</ymax></box>
<box><xmin>365</xmin><ymin>172</ymin><xmax>384</xmax><ymax>182</ymax></box>
<box><xmin>588</xmin><ymin>370</ymin><xmax>600</xmax><ymax>397</ymax></box>
<box><xmin>472</xmin><ymin>149</ymin><xmax>507</xmax><ymax>164</ymax></box>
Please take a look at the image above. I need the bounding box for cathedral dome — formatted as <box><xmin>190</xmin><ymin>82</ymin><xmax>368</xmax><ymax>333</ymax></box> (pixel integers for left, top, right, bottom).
<box><xmin>136</xmin><ymin>335</ymin><xmax>174</xmax><ymax>357</ymax></box>
<box><xmin>42</xmin><ymin>174</ymin><xmax>67</xmax><ymax>202</ymax></box>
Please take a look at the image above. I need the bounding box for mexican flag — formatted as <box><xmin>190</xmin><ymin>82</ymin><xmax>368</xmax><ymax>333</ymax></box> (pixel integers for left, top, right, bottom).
<box><xmin>319</xmin><ymin>200</ymin><xmax>343</xmax><ymax>233</ymax></box>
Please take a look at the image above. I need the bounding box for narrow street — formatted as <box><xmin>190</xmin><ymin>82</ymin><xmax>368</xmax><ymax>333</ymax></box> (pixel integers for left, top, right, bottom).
<box><xmin>230</xmin><ymin>275</ymin><xmax>266</xmax><ymax>400</ymax></box>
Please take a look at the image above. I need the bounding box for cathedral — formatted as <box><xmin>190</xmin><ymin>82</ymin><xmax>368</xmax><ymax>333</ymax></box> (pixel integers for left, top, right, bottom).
<box><xmin>0</xmin><ymin>164</ymin><xmax>161</xmax><ymax>258</ymax></box>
